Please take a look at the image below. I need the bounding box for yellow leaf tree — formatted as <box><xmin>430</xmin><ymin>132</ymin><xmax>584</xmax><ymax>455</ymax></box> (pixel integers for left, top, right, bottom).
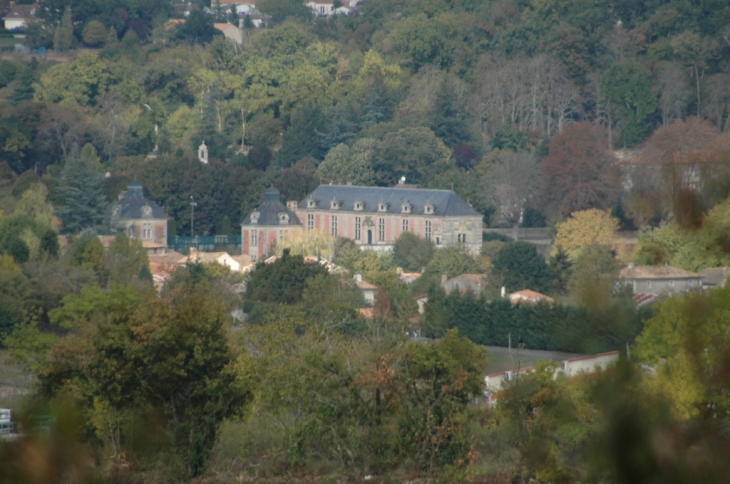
<box><xmin>553</xmin><ymin>209</ymin><xmax>619</xmax><ymax>260</ymax></box>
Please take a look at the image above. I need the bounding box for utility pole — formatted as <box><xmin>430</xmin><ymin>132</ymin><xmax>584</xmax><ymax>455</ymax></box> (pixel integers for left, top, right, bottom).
<box><xmin>190</xmin><ymin>196</ymin><xmax>198</xmax><ymax>237</ymax></box>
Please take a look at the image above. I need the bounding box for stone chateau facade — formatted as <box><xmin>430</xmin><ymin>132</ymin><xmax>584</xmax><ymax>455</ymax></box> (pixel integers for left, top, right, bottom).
<box><xmin>241</xmin><ymin>184</ymin><xmax>482</xmax><ymax>259</ymax></box>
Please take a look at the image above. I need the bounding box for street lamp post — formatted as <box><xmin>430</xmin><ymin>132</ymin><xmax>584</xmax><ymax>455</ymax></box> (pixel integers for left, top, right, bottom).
<box><xmin>190</xmin><ymin>196</ymin><xmax>198</xmax><ymax>237</ymax></box>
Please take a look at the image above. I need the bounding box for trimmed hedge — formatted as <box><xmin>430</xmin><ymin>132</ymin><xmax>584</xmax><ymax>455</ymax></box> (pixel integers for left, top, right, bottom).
<box><xmin>422</xmin><ymin>287</ymin><xmax>646</xmax><ymax>354</ymax></box>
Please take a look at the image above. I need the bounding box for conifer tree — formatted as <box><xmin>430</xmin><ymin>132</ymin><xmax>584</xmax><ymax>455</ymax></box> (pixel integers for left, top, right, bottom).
<box><xmin>10</xmin><ymin>65</ymin><xmax>36</xmax><ymax>106</ymax></box>
<box><xmin>55</xmin><ymin>6</ymin><xmax>74</xmax><ymax>52</ymax></box>
<box><xmin>277</xmin><ymin>104</ymin><xmax>326</xmax><ymax>167</ymax></box>
<box><xmin>56</xmin><ymin>145</ymin><xmax>109</xmax><ymax>234</ymax></box>
<box><xmin>430</xmin><ymin>79</ymin><xmax>470</xmax><ymax>147</ymax></box>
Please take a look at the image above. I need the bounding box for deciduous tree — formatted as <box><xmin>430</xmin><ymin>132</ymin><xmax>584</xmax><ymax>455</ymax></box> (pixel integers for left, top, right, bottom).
<box><xmin>317</xmin><ymin>138</ymin><xmax>377</xmax><ymax>186</ymax></box>
<box><xmin>553</xmin><ymin>209</ymin><xmax>619</xmax><ymax>260</ymax></box>
<box><xmin>482</xmin><ymin>150</ymin><xmax>541</xmax><ymax>240</ymax></box>
<box><xmin>540</xmin><ymin>122</ymin><xmax>621</xmax><ymax>218</ymax></box>
<box><xmin>392</xmin><ymin>232</ymin><xmax>434</xmax><ymax>272</ymax></box>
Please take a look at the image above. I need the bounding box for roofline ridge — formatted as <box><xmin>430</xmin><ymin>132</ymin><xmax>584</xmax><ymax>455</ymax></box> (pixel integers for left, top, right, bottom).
<box><xmin>313</xmin><ymin>184</ymin><xmax>454</xmax><ymax>193</ymax></box>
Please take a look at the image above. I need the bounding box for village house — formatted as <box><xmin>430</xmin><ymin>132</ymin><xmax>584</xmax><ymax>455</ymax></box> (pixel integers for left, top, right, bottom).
<box><xmin>305</xmin><ymin>0</ymin><xmax>336</xmax><ymax>16</ymax></box>
<box><xmin>214</xmin><ymin>22</ymin><xmax>245</xmax><ymax>44</ymax></box>
<box><xmin>242</xmin><ymin>184</ymin><xmax>482</xmax><ymax>259</ymax></box>
<box><xmin>2</xmin><ymin>3</ymin><xmax>37</xmax><ymax>31</ymax></box>
<box><xmin>508</xmin><ymin>289</ymin><xmax>554</xmax><ymax>305</ymax></box>
<box><xmin>619</xmin><ymin>264</ymin><xmax>703</xmax><ymax>296</ymax></box>
<box><xmin>484</xmin><ymin>351</ymin><xmax>619</xmax><ymax>406</ymax></box>
<box><xmin>442</xmin><ymin>274</ymin><xmax>487</xmax><ymax>294</ymax></box>
<box><xmin>698</xmin><ymin>267</ymin><xmax>729</xmax><ymax>289</ymax></box>
<box><xmin>111</xmin><ymin>181</ymin><xmax>169</xmax><ymax>248</ymax></box>
<box><xmin>178</xmin><ymin>247</ymin><xmax>244</xmax><ymax>272</ymax></box>
<box><xmin>354</xmin><ymin>274</ymin><xmax>377</xmax><ymax>305</ymax></box>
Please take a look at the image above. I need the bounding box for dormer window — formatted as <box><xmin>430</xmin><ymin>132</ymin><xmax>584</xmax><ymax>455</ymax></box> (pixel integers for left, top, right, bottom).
<box><xmin>142</xmin><ymin>205</ymin><xmax>153</xmax><ymax>217</ymax></box>
<box><xmin>401</xmin><ymin>201</ymin><xmax>411</xmax><ymax>214</ymax></box>
<box><xmin>306</xmin><ymin>197</ymin><xmax>316</xmax><ymax>208</ymax></box>
<box><xmin>278</xmin><ymin>212</ymin><xmax>289</xmax><ymax>224</ymax></box>
<box><xmin>424</xmin><ymin>202</ymin><xmax>434</xmax><ymax>214</ymax></box>
<box><xmin>354</xmin><ymin>200</ymin><xmax>363</xmax><ymax>211</ymax></box>
<box><xmin>378</xmin><ymin>200</ymin><xmax>388</xmax><ymax>212</ymax></box>
<box><xmin>250</xmin><ymin>210</ymin><xmax>260</xmax><ymax>223</ymax></box>
<box><xmin>330</xmin><ymin>198</ymin><xmax>340</xmax><ymax>210</ymax></box>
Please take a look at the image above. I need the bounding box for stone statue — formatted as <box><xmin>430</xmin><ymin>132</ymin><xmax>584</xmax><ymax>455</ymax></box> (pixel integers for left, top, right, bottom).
<box><xmin>198</xmin><ymin>141</ymin><xmax>209</xmax><ymax>164</ymax></box>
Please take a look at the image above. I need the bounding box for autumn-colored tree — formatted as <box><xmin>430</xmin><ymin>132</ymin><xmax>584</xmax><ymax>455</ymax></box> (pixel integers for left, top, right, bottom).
<box><xmin>540</xmin><ymin>122</ymin><xmax>621</xmax><ymax>218</ymax></box>
<box><xmin>623</xmin><ymin>117</ymin><xmax>728</xmax><ymax>226</ymax></box>
<box><xmin>553</xmin><ymin>209</ymin><xmax>619</xmax><ymax>260</ymax></box>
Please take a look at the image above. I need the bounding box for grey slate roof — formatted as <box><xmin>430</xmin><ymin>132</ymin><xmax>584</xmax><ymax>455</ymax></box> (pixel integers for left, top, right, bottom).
<box><xmin>242</xmin><ymin>186</ymin><xmax>302</xmax><ymax>226</ymax></box>
<box><xmin>298</xmin><ymin>185</ymin><xmax>481</xmax><ymax>217</ymax></box>
<box><xmin>113</xmin><ymin>181</ymin><xmax>167</xmax><ymax>220</ymax></box>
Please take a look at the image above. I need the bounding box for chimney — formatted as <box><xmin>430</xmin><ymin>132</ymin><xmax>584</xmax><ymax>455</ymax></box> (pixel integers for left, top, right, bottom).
<box><xmin>286</xmin><ymin>200</ymin><xmax>297</xmax><ymax>213</ymax></box>
<box><xmin>189</xmin><ymin>247</ymin><xmax>197</xmax><ymax>260</ymax></box>
<box><xmin>441</xmin><ymin>274</ymin><xmax>447</xmax><ymax>286</ymax></box>
<box><xmin>354</xmin><ymin>273</ymin><xmax>363</xmax><ymax>282</ymax></box>
<box><xmin>500</xmin><ymin>286</ymin><xmax>506</xmax><ymax>298</ymax></box>
<box><xmin>628</xmin><ymin>262</ymin><xmax>634</xmax><ymax>268</ymax></box>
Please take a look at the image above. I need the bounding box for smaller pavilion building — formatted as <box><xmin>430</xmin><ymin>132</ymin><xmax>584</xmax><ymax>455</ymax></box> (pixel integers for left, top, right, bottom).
<box><xmin>111</xmin><ymin>181</ymin><xmax>169</xmax><ymax>247</ymax></box>
<box><xmin>241</xmin><ymin>186</ymin><xmax>302</xmax><ymax>259</ymax></box>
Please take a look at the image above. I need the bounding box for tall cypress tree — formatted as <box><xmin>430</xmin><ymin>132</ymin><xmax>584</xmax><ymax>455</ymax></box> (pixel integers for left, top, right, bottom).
<box><xmin>56</xmin><ymin>145</ymin><xmax>109</xmax><ymax>234</ymax></box>
<box><xmin>55</xmin><ymin>6</ymin><xmax>74</xmax><ymax>52</ymax></box>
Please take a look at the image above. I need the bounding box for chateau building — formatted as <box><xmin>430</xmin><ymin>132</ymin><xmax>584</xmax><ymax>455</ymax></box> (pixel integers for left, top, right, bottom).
<box><xmin>241</xmin><ymin>184</ymin><xmax>482</xmax><ymax>259</ymax></box>
<box><xmin>241</xmin><ymin>186</ymin><xmax>302</xmax><ymax>260</ymax></box>
<box><xmin>111</xmin><ymin>181</ymin><xmax>168</xmax><ymax>247</ymax></box>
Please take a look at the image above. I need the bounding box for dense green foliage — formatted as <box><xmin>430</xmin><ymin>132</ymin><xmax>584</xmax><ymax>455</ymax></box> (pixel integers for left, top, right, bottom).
<box><xmin>246</xmin><ymin>249</ymin><xmax>329</xmax><ymax>303</ymax></box>
<box><xmin>0</xmin><ymin>0</ymin><xmax>726</xmax><ymax>233</ymax></box>
<box><xmin>423</xmin><ymin>287</ymin><xmax>644</xmax><ymax>354</ymax></box>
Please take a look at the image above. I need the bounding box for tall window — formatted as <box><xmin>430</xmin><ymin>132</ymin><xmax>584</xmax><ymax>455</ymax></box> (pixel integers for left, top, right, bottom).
<box><xmin>425</xmin><ymin>221</ymin><xmax>432</xmax><ymax>241</ymax></box>
<box><xmin>457</xmin><ymin>233</ymin><xmax>467</xmax><ymax>243</ymax></box>
<box><xmin>378</xmin><ymin>218</ymin><xmax>385</xmax><ymax>241</ymax></box>
<box><xmin>251</xmin><ymin>230</ymin><xmax>258</xmax><ymax>247</ymax></box>
<box><xmin>142</xmin><ymin>223</ymin><xmax>152</xmax><ymax>240</ymax></box>
<box><xmin>307</xmin><ymin>213</ymin><xmax>314</xmax><ymax>230</ymax></box>
<box><xmin>402</xmin><ymin>219</ymin><xmax>409</xmax><ymax>232</ymax></box>
<box><xmin>331</xmin><ymin>215</ymin><xmax>338</xmax><ymax>236</ymax></box>
<box><xmin>355</xmin><ymin>217</ymin><xmax>361</xmax><ymax>240</ymax></box>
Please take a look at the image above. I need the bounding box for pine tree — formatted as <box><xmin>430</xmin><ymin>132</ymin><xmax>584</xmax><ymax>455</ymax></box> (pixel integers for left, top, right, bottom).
<box><xmin>430</xmin><ymin>79</ymin><xmax>470</xmax><ymax>147</ymax></box>
<box><xmin>319</xmin><ymin>103</ymin><xmax>358</xmax><ymax>152</ymax></box>
<box><xmin>10</xmin><ymin>65</ymin><xmax>36</xmax><ymax>106</ymax></box>
<box><xmin>106</xmin><ymin>26</ymin><xmax>118</xmax><ymax>45</ymax></box>
<box><xmin>229</xmin><ymin>6</ymin><xmax>240</xmax><ymax>25</ymax></box>
<box><xmin>277</xmin><ymin>104</ymin><xmax>326</xmax><ymax>168</ymax></box>
<box><xmin>360</xmin><ymin>90</ymin><xmax>384</xmax><ymax>129</ymax></box>
<box><xmin>56</xmin><ymin>146</ymin><xmax>109</xmax><ymax>234</ymax></box>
